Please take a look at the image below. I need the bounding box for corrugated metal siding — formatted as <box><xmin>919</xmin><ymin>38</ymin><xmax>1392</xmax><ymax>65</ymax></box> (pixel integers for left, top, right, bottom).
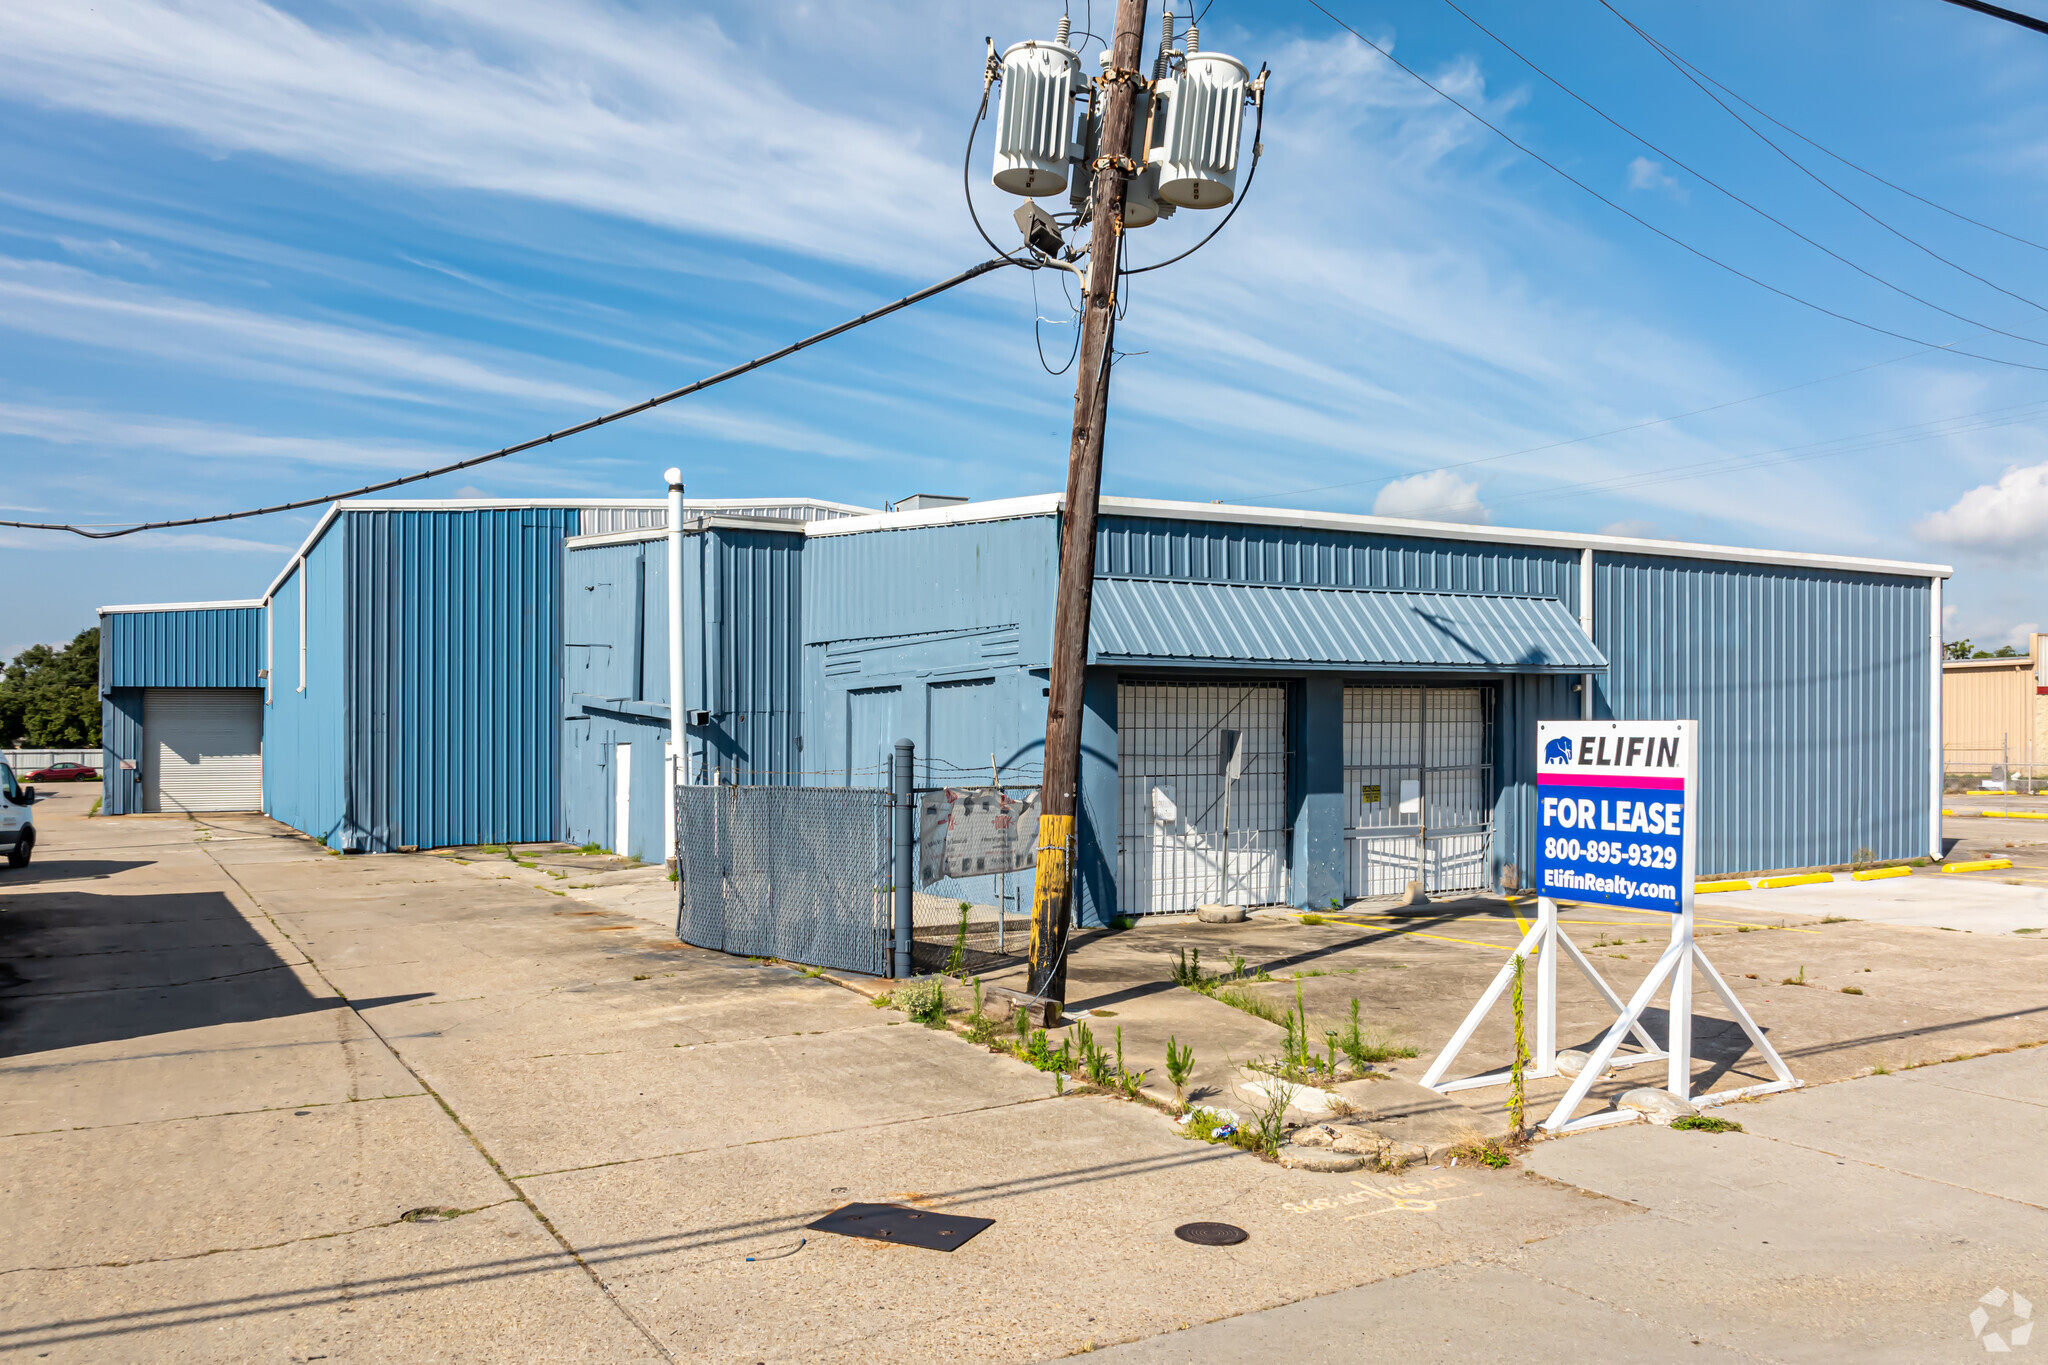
<box><xmin>803</xmin><ymin>515</ymin><xmax>1056</xmax><ymax>648</ymax></box>
<box><xmin>1097</xmin><ymin>516</ymin><xmax>1580</xmax><ymax>605</ymax></box>
<box><xmin>1089</xmin><ymin>579</ymin><xmax>1607</xmax><ymax>670</ymax></box>
<box><xmin>561</xmin><ymin>528</ymin><xmax>804</xmax><ymax>853</ymax></box>
<box><xmin>1943</xmin><ymin>661</ymin><xmax>2040</xmax><ymax>761</ymax></box>
<box><xmin>99</xmin><ymin>688</ymin><xmax>146</xmax><ymax>814</ymax></box>
<box><xmin>1594</xmin><ymin>554</ymin><xmax>1933</xmax><ymax>875</ymax></box>
<box><xmin>341</xmin><ymin>508</ymin><xmax>575</xmax><ymax>851</ymax></box>
<box><xmin>1492</xmin><ymin>673</ymin><xmax>1581</xmax><ymax>890</ymax></box>
<box><xmin>703</xmin><ymin>528</ymin><xmax>804</xmax><ymax>782</ymax></box>
<box><xmin>102</xmin><ymin>608</ymin><xmax>262</xmax><ymax>688</ymax></box>
<box><xmin>262</xmin><ymin>540</ymin><xmax>349</xmax><ymax>843</ymax></box>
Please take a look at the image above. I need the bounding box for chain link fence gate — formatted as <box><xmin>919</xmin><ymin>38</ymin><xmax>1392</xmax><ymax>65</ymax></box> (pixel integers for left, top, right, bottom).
<box><xmin>674</xmin><ymin>784</ymin><xmax>894</xmax><ymax>976</ymax></box>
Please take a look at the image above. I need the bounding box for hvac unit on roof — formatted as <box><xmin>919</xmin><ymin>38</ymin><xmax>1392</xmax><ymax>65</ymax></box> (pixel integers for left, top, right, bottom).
<box><xmin>990</xmin><ymin>26</ymin><xmax>1083</xmax><ymax>198</ymax></box>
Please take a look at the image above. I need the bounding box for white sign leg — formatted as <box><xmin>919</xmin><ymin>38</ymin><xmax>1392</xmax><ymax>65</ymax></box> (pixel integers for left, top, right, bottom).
<box><xmin>1534</xmin><ymin>896</ymin><xmax>1557</xmax><ymax>1075</ymax></box>
<box><xmin>1539</xmin><ymin>937</ymin><xmax>1684</xmax><ymax>1132</ymax></box>
<box><xmin>1668</xmin><ymin>912</ymin><xmax>1694</xmax><ymax>1102</ymax></box>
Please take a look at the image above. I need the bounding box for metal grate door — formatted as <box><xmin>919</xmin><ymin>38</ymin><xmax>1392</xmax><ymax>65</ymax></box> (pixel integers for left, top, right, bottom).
<box><xmin>1343</xmin><ymin>685</ymin><xmax>1494</xmax><ymax>898</ymax></box>
<box><xmin>1118</xmin><ymin>681</ymin><xmax>1288</xmax><ymax>914</ymax></box>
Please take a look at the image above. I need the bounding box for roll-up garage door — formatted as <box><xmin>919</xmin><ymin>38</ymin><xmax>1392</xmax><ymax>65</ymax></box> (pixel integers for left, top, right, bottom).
<box><xmin>144</xmin><ymin>688</ymin><xmax>263</xmax><ymax>813</ymax></box>
<box><xmin>1117</xmin><ymin>681</ymin><xmax>1289</xmax><ymax>914</ymax></box>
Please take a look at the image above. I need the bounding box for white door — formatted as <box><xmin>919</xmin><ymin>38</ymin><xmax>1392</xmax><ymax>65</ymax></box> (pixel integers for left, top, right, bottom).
<box><xmin>1343</xmin><ymin>685</ymin><xmax>1492</xmax><ymax>898</ymax></box>
<box><xmin>1117</xmin><ymin>682</ymin><xmax>1288</xmax><ymax>914</ymax></box>
<box><xmin>614</xmin><ymin>742</ymin><xmax>633</xmax><ymax>857</ymax></box>
<box><xmin>144</xmin><ymin>689</ymin><xmax>263</xmax><ymax>813</ymax></box>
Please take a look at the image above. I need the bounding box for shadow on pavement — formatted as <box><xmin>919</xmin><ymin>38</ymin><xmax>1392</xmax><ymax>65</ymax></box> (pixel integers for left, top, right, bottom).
<box><xmin>0</xmin><ymin>888</ymin><xmax>429</xmax><ymax>1056</ymax></box>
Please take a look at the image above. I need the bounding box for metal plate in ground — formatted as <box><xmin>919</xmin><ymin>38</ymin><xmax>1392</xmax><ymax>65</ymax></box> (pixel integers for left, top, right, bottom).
<box><xmin>1174</xmin><ymin>1221</ymin><xmax>1249</xmax><ymax>1246</ymax></box>
<box><xmin>806</xmin><ymin>1203</ymin><xmax>992</xmax><ymax>1252</ymax></box>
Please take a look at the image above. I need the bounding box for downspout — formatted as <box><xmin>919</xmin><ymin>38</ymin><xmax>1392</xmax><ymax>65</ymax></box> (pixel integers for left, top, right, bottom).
<box><xmin>1579</xmin><ymin>546</ymin><xmax>1595</xmax><ymax>720</ymax></box>
<box><xmin>1931</xmin><ymin>573</ymin><xmax>1944</xmax><ymax>861</ymax></box>
<box><xmin>666</xmin><ymin>469</ymin><xmax>685</xmax><ymax>868</ymax></box>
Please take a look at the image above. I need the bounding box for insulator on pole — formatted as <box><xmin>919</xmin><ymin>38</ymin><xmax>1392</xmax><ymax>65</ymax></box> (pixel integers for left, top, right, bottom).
<box><xmin>1154</xmin><ymin>8</ymin><xmax>1175</xmax><ymax>79</ymax></box>
<box><xmin>1056</xmin><ymin>13</ymin><xmax>1071</xmax><ymax>45</ymax></box>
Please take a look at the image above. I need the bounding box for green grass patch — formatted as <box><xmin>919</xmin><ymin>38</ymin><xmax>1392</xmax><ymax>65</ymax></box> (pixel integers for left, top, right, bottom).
<box><xmin>1670</xmin><ymin>1113</ymin><xmax>1744</xmax><ymax>1133</ymax></box>
<box><xmin>1212</xmin><ymin>982</ymin><xmax>1285</xmax><ymax>1025</ymax></box>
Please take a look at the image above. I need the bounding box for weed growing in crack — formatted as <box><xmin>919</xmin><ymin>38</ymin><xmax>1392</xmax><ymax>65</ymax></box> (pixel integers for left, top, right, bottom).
<box><xmin>1165</xmin><ymin>1035</ymin><xmax>1195</xmax><ymax>1110</ymax></box>
<box><xmin>944</xmin><ymin>903</ymin><xmax>970</xmax><ymax>979</ymax></box>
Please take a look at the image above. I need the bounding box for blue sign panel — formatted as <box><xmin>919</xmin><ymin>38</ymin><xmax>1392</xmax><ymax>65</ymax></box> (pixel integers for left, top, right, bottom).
<box><xmin>1535</xmin><ymin>720</ymin><xmax>1696</xmax><ymax>913</ymax></box>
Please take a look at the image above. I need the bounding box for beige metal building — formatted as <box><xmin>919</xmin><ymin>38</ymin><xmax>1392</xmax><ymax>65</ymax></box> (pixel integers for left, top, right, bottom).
<box><xmin>1944</xmin><ymin>633</ymin><xmax>2047</xmax><ymax>789</ymax></box>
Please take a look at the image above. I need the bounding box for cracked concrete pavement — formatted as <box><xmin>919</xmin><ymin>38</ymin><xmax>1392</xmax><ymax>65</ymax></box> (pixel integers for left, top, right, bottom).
<box><xmin>5</xmin><ymin>785</ymin><xmax>2044</xmax><ymax>1362</ymax></box>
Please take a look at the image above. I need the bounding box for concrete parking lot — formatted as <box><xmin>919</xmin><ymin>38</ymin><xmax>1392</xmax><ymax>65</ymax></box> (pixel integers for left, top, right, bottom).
<box><xmin>5</xmin><ymin>787</ymin><xmax>2045</xmax><ymax>1362</ymax></box>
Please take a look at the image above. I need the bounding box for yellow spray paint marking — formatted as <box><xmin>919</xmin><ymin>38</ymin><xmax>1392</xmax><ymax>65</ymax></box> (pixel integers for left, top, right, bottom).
<box><xmin>1328</xmin><ymin>917</ymin><xmax>1527</xmax><ymax>954</ymax></box>
<box><xmin>1282</xmin><ymin>1175</ymin><xmax>1476</xmax><ymax>1218</ymax></box>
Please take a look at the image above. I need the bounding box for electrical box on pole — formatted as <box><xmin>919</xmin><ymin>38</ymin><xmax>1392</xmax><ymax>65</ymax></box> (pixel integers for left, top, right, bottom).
<box><xmin>992</xmin><ymin>37</ymin><xmax>1084</xmax><ymax>197</ymax></box>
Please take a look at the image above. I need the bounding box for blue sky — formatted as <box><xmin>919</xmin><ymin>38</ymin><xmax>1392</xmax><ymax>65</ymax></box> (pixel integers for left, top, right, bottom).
<box><xmin>3</xmin><ymin>0</ymin><xmax>2046</xmax><ymax>658</ymax></box>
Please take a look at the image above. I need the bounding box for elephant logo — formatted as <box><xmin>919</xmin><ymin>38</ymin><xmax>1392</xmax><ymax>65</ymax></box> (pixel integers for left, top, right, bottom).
<box><xmin>1544</xmin><ymin>736</ymin><xmax>1573</xmax><ymax>765</ymax></box>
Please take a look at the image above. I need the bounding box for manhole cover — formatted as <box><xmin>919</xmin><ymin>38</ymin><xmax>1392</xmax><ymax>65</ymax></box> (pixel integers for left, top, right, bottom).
<box><xmin>807</xmin><ymin>1202</ymin><xmax>993</xmax><ymax>1252</ymax></box>
<box><xmin>1174</xmin><ymin>1222</ymin><xmax>1248</xmax><ymax>1246</ymax></box>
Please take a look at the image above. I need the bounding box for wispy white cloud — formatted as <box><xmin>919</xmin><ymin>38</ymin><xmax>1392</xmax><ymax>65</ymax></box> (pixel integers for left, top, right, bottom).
<box><xmin>0</xmin><ymin>0</ymin><xmax>961</xmax><ymax>270</ymax></box>
<box><xmin>0</xmin><ymin>256</ymin><xmax>618</xmax><ymax>409</ymax></box>
<box><xmin>1626</xmin><ymin>156</ymin><xmax>1685</xmax><ymax>202</ymax></box>
<box><xmin>1373</xmin><ymin>469</ymin><xmax>1491</xmax><ymax>523</ymax></box>
<box><xmin>0</xmin><ymin>401</ymin><xmax>470</xmax><ymax>470</ymax></box>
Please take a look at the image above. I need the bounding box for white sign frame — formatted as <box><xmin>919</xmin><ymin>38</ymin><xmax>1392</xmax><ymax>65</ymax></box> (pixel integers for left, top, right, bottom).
<box><xmin>1423</xmin><ymin>719</ymin><xmax>1799</xmax><ymax>1132</ymax></box>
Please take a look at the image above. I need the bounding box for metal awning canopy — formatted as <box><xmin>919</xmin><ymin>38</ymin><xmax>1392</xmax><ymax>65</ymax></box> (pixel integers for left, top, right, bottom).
<box><xmin>1088</xmin><ymin>579</ymin><xmax>1609</xmax><ymax>672</ymax></box>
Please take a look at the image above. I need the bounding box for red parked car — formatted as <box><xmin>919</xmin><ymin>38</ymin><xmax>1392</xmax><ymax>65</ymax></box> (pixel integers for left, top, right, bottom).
<box><xmin>25</xmin><ymin>762</ymin><xmax>97</xmax><ymax>783</ymax></box>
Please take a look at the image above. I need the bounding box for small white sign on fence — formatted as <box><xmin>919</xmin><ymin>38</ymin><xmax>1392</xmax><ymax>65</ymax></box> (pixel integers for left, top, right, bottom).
<box><xmin>918</xmin><ymin>787</ymin><xmax>1041</xmax><ymax>886</ymax></box>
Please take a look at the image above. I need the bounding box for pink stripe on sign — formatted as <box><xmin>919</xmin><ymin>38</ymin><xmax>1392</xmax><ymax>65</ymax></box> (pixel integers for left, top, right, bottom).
<box><xmin>1538</xmin><ymin>772</ymin><xmax>1685</xmax><ymax>791</ymax></box>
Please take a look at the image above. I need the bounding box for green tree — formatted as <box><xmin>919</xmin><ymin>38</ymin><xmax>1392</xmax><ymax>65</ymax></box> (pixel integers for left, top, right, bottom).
<box><xmin>1945</xmin><ymin>639</ymin><xmax>1973</xmax><ymax>660</ymax></box>
<box><xmin>0</xmin><ymin>627</ymin><xmax>101</xmax><ymax>748</ymax></box>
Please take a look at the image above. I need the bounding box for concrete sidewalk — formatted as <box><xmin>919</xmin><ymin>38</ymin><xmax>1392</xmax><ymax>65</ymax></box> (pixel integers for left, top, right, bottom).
<box><xmin>1095</xmin><ymin>1043</ymin><xmax>2048</xmax><ymax>1363</ymax></box>
<box><xmin>0</xmin><ymin>790</ymin><xmax>1625</xmax><ymax>1362</ymax></box>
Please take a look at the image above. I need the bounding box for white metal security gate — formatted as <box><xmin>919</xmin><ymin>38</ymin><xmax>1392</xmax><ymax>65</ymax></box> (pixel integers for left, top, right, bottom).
<box><xmin>143</xmin><ymin>688</ymin><xmax>263</xmax><ymax>813</ymax></box>
<box><xmin>1344</xmin><ymin>685</ymin><xmax>1493</xmax><ymax>898</ymax></box>
<box><xmin>1118</xmin><ymin>681</ymin><xmax>1288</xmax><ymax>914</ymax></box>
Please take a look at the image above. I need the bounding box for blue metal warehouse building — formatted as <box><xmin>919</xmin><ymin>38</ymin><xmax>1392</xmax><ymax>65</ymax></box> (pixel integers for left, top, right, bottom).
<box><xmin>101</xmin><ymin>491</ymin><xmax>1947</xmax><ymax>922</ymax></box>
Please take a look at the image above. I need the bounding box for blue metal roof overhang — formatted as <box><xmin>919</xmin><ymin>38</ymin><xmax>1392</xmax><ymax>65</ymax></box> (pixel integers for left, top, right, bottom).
<box><xmin>1088</xmin><ymin>579</ymin><xmax>1608</xmax><ymax>672</ymax></box>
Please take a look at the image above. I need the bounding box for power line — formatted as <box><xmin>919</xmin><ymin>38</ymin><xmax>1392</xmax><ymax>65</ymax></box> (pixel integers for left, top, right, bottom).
<box><xmin>3</xmin><ymin>257</ymin><xmax>1021</xmax><ymax>540</ymax></box>
<box><xmin>1935</xmin><ymin>0</ymin><xmax>2048</xmax><ymax>36</ymax></box>
<box><xmin>1615</xmin><ymin>16</ymin><xmax>2048</xmax><ymax>255</ymax></box>
<box><xmin>1302</xmin><ymin>0</ymin><xmax>2048</xmax><ymax>375</ymax></box>
<box><xmin>1402</xmin><ymin>393</ymin><xmax>2048</xmax><ymax>518</ymax></box>
<box><xmin>1242</xmin><ymin>331</ymin><xmax>1986</xmax><ymax>505</ymax></box>
<box><xmin>1592</xmin><ymin>0</ymin><xmax>2048</xmax><ymax>320</ymax></box>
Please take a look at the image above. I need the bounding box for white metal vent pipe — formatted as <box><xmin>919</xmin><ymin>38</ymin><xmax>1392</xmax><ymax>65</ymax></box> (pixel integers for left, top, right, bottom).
<box><xmin>665</xmin><ymin>468</ymin><xmax>686</xmax><ymax>866</ymax></box>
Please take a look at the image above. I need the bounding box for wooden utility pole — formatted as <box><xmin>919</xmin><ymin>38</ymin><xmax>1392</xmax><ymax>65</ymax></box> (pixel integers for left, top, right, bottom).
<box><xmin>1027</xmin><ymin>0</ymin><xmax>1150</xmax><ymax>1007</ymax></box>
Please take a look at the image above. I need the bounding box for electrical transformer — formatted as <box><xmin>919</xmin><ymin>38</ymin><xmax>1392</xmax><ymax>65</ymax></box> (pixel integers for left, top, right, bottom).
<box><xmin>1152</xmin><ymin>50</ymin><xmax>1251</xmax><ymax>209</ymax></box>
<box><xmin>991</xmin><ymin>39</ymin><xmax>1083</xmax><ymax>197</ymax></box>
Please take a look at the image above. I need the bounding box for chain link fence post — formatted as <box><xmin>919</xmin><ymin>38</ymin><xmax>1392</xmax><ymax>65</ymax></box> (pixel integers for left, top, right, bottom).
<box><xmin>892</xmin><ymin>739</ymin><xmax>915</xmax><ymax>979</ymax></box>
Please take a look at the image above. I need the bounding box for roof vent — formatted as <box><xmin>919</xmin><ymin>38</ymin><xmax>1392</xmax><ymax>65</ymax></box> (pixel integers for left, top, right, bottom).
<box><xmin>893</xmin><ymin>494</ymin><xmax>970</xmax><ymax>512</ymax></box>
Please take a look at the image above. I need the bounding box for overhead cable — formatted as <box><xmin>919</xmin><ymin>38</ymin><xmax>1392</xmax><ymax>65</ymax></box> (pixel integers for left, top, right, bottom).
<box><xmin>1302</xmin><ymin>0</ymin><xmax>2048</xmax><ymax>375</ymax></box>
<box><xmin>1934</xmin><ymin>0</ymin><xmax>2048</xmax><ymax>36</ymax></box>
<box><xmin>1606</xmin><ymin>12</ymin><xmax>2048</xmax><ymax>255</ymax></box>
<box><xmin>1590</xmin><ymin>0</ymin><xmax>2048</xmax><ymax>320</ymax></box>
<box><xmin>1244</xmin><ymin>332</ymin><xmax>1988</xmax><ymax>505</ymax></box>
<box><xmin>3</xmin><ymin>258</ymin><xmax>1021</xmax><ymax>540</ymax></box>
<box><xmin>1403</xmin><ymin>394</ymin><xmax>2048</xmax><ymax>519</ymax></box>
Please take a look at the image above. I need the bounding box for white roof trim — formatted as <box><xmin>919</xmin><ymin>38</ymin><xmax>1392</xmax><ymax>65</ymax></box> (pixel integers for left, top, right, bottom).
<box><xmin>808</xmin><ymin>493</ymin><xmax>1954</xmax><ymax>579</ymax></box>
<box><xmin>99</xmin><ymin>598</ymin><xmax>266</xmax><ymax>615</ymax></box>
<box><xmin>565</xmin><ymin>514</ymin><xmax>807</xmax><ymax>549</ymax></box>
<box><xmin>252</xmin><ymin>494</ymin><xmax>877</xmax><ymax>603</ymax></box>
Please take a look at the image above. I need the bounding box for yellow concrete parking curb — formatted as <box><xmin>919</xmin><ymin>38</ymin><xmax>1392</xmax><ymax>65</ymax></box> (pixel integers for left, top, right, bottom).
<box><xmin>1851</xmin><ymin>866</ymin><xmax>1913</xmax><ymax>881</ymax></box>
<box><xmin>1760</xmin><ymin>872</ymin><xmax>1835</xmax><ymax>889</ymax></box>
<box><xmin>1942</xmin><ymin>858</ymin><xmax>2016</xmax><ymax>874</ymax></box>
<box><xmin>1980</xmin><ymin>810</ymin><xmax>2048</xmax><ymax>820</ymax></box>
<box><xmin>1696</xmin><ymin>879</ymin><xmax>1753</xmax><ymax>894</ymax></box>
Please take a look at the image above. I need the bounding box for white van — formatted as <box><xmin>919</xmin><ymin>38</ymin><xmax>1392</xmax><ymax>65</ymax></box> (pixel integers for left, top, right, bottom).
<box><xmin>0</xmin><ymin>762</ymin><xmax>36</xmax><ymax>868</ymax></box>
